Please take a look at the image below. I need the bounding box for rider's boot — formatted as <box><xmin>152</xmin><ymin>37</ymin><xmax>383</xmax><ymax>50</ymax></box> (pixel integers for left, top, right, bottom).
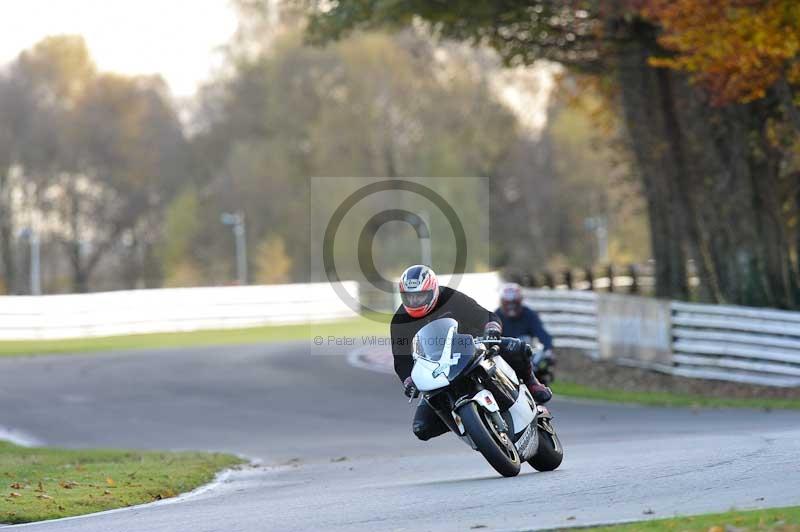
<box><xmin>523</xmin><ymin>373</ymin><xmax>552</xmax><ymax>404</ymax></box>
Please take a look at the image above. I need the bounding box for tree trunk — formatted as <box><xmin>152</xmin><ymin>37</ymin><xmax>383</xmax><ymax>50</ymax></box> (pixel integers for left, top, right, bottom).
<box><xmin>0</xmin><ymin>170</ymin><xmax>16</xmax><ymax>294</ymax></box>
<box><xmin>653</xmin><ymin>67</ymin><xmax>722</xmax><ymax>303</ymax></box>
<box><xmin>615</xmin><ymin>27</ymin><xmax>689</xmax><ymax>299</ymax></box>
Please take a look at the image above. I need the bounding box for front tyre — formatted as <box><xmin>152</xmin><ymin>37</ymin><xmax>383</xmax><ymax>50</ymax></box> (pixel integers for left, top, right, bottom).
<box><xmin>457</xmin><ymin>402</ymin><xmax>521</xmax><ymax>477</ymax></box>
<box><xmin>529</xmin><ymin>419</ymin><xmax>563</xmax><ymax>472</ymax></box>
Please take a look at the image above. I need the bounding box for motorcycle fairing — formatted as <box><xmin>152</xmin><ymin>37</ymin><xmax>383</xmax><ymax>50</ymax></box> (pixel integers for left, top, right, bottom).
<box><xmin>411</xmin><ymin>358</ymin><xmax>450</xmax><ymax>391</ymax></box>
<box><xmin>507</xmin><ymin>385</ymin><xmax>536</xmax><ymax>434</ymax></box>
<box><xmin>513</xmin><ymin>423</ymin><xmax>539</xmax><ymax>461</ymax></box>
<box><xmin>411</xmin><ymin>320</ymin><xmax>479</xmax><ymax>391</ymax></box>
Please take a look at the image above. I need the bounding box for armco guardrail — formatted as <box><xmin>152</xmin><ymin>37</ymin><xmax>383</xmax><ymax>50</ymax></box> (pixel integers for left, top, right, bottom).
<box><xmin>0</xmin><ymin>282</ymin><xmax>359</xmax><ymax>341</ymax></box>
<box><xmin>522</xmin><ymin>289</ymin><xmax>598</xmax><ymax>352</ymax></box>
<box><xmin>671</xmin><ymin>301</ymin><xmax>800</xmax><ymax>387</ymax></box>
<box><xmin>522</xmin><ymin>288</ymin><xmax>800</xmax><ymax>387</ymax></box>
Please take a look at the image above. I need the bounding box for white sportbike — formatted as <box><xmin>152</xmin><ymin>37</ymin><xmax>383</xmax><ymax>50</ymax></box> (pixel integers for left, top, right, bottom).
<box><xmin>410</xmin><ymin>318</ymin><xmax>563</xmax><ymax>477</ymax></box>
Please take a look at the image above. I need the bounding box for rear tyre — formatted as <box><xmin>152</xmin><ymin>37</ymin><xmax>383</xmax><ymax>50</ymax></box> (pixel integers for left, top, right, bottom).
<box><xmin>457</xmin><ymin>402</ymin><xmax>521</xmax><ymax>477</ymax></box>
<box><xmin>529</xmin><ymin>421</ymin><xmax>563</xmax><ymax>472</ymax></box>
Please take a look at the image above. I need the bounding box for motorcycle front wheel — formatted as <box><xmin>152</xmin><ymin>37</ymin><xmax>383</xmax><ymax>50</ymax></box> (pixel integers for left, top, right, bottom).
<box><xmin>456</xmin><ymin>402</ymin><xmax>521</xmax><ymax>477</ymax></box>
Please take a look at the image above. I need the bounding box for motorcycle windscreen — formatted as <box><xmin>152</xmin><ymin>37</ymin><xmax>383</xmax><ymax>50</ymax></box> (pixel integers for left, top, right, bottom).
<box><xmin>413</xmin><ymin>318</ymin><xmax>476</xmax><ymax>380</ymax></box>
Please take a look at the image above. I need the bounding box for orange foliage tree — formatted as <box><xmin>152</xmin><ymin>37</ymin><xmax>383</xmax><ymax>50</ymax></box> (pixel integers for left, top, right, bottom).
<box><xmin>639</xmin><ymin>0</ymin><xmax>800</xmax><ymax>105</ymax></box>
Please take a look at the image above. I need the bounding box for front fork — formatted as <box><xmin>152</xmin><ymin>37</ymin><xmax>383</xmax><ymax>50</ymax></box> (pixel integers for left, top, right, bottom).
<box><xmin>452</xmin><ymin>389</ymin><xmax>514</xmax><ymax>442</ymax></box>
<box><xmin>536</xmin><ymin>404</ymin><xmax>556</xmax><ymax>434</ymax></box>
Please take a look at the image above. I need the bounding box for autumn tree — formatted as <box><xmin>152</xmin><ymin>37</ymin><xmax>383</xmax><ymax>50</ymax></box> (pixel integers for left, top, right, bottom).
<box><xmin>4</xmin><ymin>36</ymin><xmax>188</xmax><ymax>292</ymax></box>
<box><xmin>301</xmin><ymin>0</ymin><xmax>800</xmax><ymax>309</ymax></box>
<box><xmin>640</xmin><ymin>0</ymin><xmax>800</xmax><ymax>108</ymax></box>
<box><xmin>189</xmin><ymin>29</ymin><xmax>521</xmax><ymax>284</ymax></box>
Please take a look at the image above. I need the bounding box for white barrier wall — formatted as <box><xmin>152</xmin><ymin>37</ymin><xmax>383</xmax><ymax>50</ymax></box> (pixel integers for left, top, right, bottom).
<box><xmin>6</xmin><ymin>276</ymin><xmax>799</xmax><ymax>387</ymax></box>
<box><xmin>0</xmin><ymin>282</ymin><xmax>360</xmax><ymax>340</ymax></box>
<box><xmin>393</xmin><ymin>271</ymin><xmax>501</xmax><ymax>313</ymax></box>
<box><xmin>522</xmin><ymin>288</ymin><xmax>800</xmax><ymax>387</ymax></box>
<box><xmin>441</xmin><ymin>272</ymin><xmax>501</xmax><ymax>312</ymax></box>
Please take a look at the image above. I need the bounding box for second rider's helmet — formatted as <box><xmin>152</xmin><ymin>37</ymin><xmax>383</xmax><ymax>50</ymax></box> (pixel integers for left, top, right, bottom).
<box><xmin>500</xmin><ymin>282</ymin><xmax>523</xmax><ymax>318</ymax></box>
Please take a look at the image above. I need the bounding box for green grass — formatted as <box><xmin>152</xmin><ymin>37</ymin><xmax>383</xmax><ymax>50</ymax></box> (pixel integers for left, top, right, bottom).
<box><xmin>0</xmin><ymin>315</ymin><xmax>389</xmax><ymax>357</ymax></box>
<box><xmin>552</xmin><ymin>380</ymin><xmax>800</xmax><ymax>410</ymax></box>
<box><xmin>577</xmin><ymin>505</ymin><xmax>800</xmax><ymax>531</ymax></box>
<box><xmin>0</xmin><ymin>441</ymin><xmax>243</xmax><ymax>524</ymax></box>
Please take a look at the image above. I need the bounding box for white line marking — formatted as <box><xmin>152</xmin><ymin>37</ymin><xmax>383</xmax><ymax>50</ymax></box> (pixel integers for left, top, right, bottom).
<box><xmin>0</xmin><ymin>426</ymin><xmax>44</xmax><ymax>448</ymax></box>
<box><xmin>347</xmin><ymin>346</ymin><xmax>394</xmax><ymax>374</ymax></box>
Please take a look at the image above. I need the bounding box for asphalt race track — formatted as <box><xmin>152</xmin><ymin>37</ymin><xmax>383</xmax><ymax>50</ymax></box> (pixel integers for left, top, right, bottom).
<box><xmin>1</xmin><ymin>342</ymin><xmax>800</xmax><ymax>531</ymax></box>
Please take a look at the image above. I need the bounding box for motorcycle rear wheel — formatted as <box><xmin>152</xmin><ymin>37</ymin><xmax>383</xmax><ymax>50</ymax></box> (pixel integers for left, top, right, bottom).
<box><xmin>457</xmin><ymin>402</ymin><xmax>521</xmax><ymax>477</ymax></box>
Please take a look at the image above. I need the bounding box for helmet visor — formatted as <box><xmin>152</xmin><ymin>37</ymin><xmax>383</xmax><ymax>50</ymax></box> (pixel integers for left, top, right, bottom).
<box><xmin>401</xmin><ymin>290</ymin><xmax>434</xmax><ymax>309</ymax></box>
<box><xmin>501</xmin><ymin>299</ymin><xmax>521</xmax><ymax>316</ymax></box>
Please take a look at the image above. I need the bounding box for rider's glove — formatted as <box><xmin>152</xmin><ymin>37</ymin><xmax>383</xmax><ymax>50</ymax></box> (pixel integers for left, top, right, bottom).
<box><xmin>503</xmin><ymin>337</ymin><xmax>522</xmax><ymax>354</ymax></box>
<box><xmin>483</xmin><ymin>321</ymin><xmax>502</xmax><ymax>341</ymax></box>
<box><xmin>403</xmin><ymin>376</ymin><xmax>419</xmax><ymax>398</ymax></box>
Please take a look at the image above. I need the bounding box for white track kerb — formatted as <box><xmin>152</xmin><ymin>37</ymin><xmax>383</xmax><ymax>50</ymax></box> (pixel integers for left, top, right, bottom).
<box><xmin>0</xmin><ymin>426</ymin><xmax>44</xmax><ymax>448</ymax></box>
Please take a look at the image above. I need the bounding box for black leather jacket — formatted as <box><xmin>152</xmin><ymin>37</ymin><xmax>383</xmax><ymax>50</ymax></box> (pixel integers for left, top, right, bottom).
<box><xmin>390</xmin><ymin>286</ymin><xmax>500</xmax><ymax>382</ymax></box>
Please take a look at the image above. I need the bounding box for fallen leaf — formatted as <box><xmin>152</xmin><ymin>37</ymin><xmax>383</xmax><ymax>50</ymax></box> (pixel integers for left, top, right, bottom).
<box><xmin>106</xmin><ymin>477</ymin><xmax>115</xmax><ymax>487</ymax></box>
<box><xmin>103</xmin><ymin>490</ymin><xmax>112</xmax><ymax>495</ymax></box>
<box><xmin>470</xmin><ymin>526</ymin><xmax>487</xmax><ymax>530</ymax></box>
<box><xmin>707</xmin><ymin>526</ymin><xmax>723</xmax><ymax>532</ymax></box>
<box><xmin>37</xmin><ymin>494</ymin><xmax>52</xmax><ymax>500</ymax></box>
<box><xmin>8</xmin><ymin>492</ymin><xmax>21</xmax><ymax>498</ymax></box>
<box><xmin>331</xmin><ymin>456</ymin><xmax>348</xmax><ymax>463</ymax></box>
<box><xmin>59</xmin><ymin>481</ymin><xmax>79</xmax><ymax>489</ymax></box>
<box><xmin>567</xmin><ymin>516</ymin><xmax>576</xmax><ymax>521</ymax></box>
<box><xmin>643</xmin><ymin>509</ymin><xmax>655</xmax><ymax>515</ymax></box>
<box><xmin>35</xmin><ymin>481</ymin><xmax>44</xmax><ymax>493</ymax></box>
<box><xmin>9</xmin><ymin>483</ymin><xmax>23</xmax><ymax>489</ymax></box>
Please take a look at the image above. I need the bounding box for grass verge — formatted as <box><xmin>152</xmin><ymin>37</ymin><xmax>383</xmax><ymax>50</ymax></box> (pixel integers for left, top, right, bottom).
<box><xmin>0</xmin><ymin>315</ymin><xmax>389</xmax><ymax>357</ymax></box>
<box><xmin>0</xmin><ymin>441</ymin><xmax>243</xmax><ymax>524</ymax></box>
<box><xmin>552</xmin><ymin>380</ymin><xmax>800</xmax><ymax>410</ymax></box>
<box><xmin>578</xmin><ymin>505</ymin><xmax>800</xmax><ymax>531</ymax></box>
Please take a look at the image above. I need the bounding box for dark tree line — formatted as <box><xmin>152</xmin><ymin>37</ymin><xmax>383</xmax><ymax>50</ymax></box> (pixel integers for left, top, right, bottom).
<box><xmin>14</xmin><ymin>1</ymin><xmax>785</xmax><ymax>305</ymax></box>
<box><xmin>303</xmin><ymin>0</ymin><xmax>800</xmax><ymax>309</ymax></box>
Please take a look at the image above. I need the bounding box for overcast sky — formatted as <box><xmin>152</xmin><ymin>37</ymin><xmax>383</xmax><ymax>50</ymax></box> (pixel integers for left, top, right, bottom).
<box><xmin>0</xmin><ymin>0</ymin><xmax>238</xmax><ymax>96</ymax></box>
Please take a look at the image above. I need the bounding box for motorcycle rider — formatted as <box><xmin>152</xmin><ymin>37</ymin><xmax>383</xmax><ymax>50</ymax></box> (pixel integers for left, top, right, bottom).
<box><xmin>496</xmin><ymin>283</ymin><xmax>555</xmax><ymax>382</ymax></box>
<box><xmin>391</xmin><ymin>265</ymin><xmax>552</xmax><ymax>441</ymax></box>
